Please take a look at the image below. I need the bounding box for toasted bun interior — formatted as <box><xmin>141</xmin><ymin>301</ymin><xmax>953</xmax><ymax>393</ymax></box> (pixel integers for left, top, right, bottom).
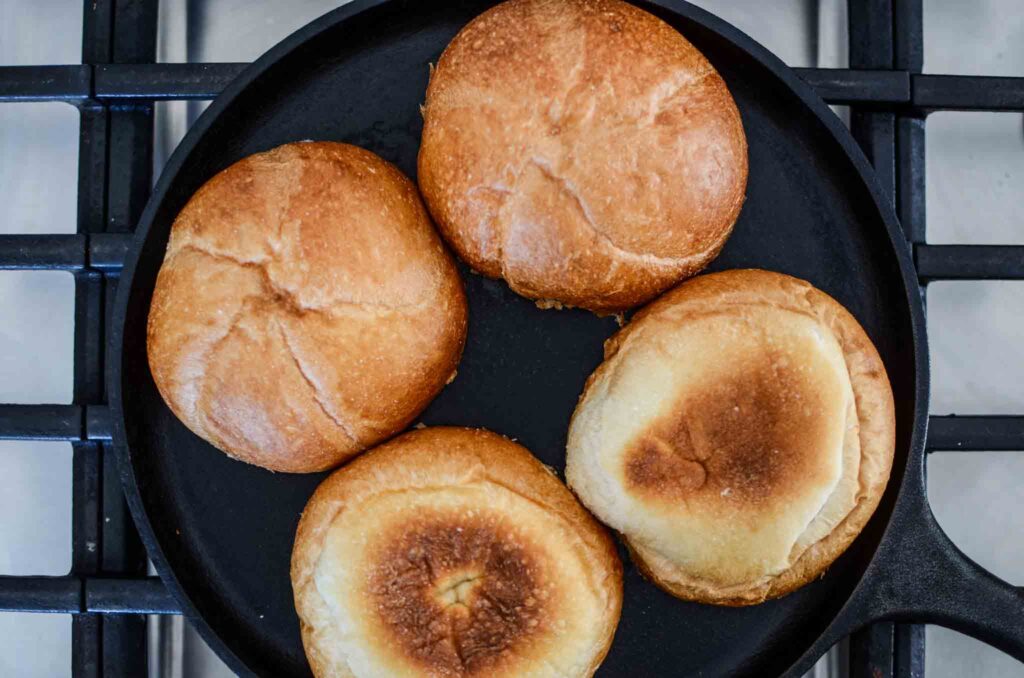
<box><xmin>292</xmin><ymin>428</ymin><xmax>623</xmax><ymax>677</ymax></box>
<box><xmin>566</xmin><ymin>269</ymin><xmax>895</xmax><ymax>604</ymax></box>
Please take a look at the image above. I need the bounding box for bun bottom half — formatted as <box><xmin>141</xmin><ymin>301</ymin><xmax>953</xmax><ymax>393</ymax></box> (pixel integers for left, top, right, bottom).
<box><xmin>292</xmin><ymin>427</ymin><xmax>622</xmax><ymax>677</ymax></box>
<box><xmin>567</xmin><ymin>269</ymin><xmax>895</xmax><ymax>605</ymax></box>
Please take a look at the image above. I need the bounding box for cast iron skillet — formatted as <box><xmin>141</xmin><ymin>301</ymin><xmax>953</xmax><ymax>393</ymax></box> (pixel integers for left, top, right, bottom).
<box><xmin>108</xmin><ymin>1</ymin><xmax>1024</xmax><ymax>676</ymax></box>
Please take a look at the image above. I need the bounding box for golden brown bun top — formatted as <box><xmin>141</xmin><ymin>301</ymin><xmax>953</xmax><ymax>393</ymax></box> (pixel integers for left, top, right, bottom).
<box><xmin>292</xmin><ymin>428</ymin><xmax>623</xmax><ymax>677</ymax></box>
<box><xmin>566</xmin><ymin>269</ymin><xmax>895</xmax><ymax>604</ymax></box>
<box><xmin>419</xmin><ymin>0</ymin><xmax>747</xmax><ymax>312</ymax></box>
<box><xmin>147</xmin><ymin>142</ymin><xmax>467</xmax><ymax>472</ymax></box>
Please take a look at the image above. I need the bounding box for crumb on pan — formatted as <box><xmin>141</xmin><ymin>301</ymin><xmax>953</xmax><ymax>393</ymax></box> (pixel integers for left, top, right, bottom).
<box><xmin>413</xmin><ymin>422</ymin><xmax>427</xmax><ymax>430</ymax></box>
<box><xmin>535</xmin><ymin>299</ymin><xmax>566</xmax><ymax>311</ymax></box>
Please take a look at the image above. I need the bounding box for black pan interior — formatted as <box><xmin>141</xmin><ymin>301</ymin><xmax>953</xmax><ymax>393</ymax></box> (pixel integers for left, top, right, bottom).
<box><xmin>113</xmin><ymin>1</ymin><xmax>921</xmax><ymax>676</ymax></box>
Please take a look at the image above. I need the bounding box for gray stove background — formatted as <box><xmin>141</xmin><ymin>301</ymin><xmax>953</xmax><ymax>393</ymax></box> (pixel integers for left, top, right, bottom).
<box><xmin>2</xmin><ymin>1</ymin><xmax>1021</xmax><ymax>676</ymax></box>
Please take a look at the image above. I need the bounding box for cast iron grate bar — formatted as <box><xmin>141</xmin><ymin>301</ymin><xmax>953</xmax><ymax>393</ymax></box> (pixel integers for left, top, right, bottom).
<box><xmin>88</xmin><ymin>64</ymin><xmax>918</xmax><ymax>105</ymax></box>
<box><xmin>0</xmin><ymin>577</ymin><xmax>178</xmax><ymax>615</ymax></box>
<box><xmin>0</xmin><ymin>235</ymin><xmax>87</xmax><ymax>270</ymax></box>
<box><xmin>894</xmin><ymin>624</ymin><xmax>925</xmax><ymax>678</ymax></box>
<box><xmin>86</xmin><ymin>577</ymin><xmax>178</xmax><ymax>614</ymax></box>
<box><xmin>913</xmin><ymin>74</ymin><xmax>1024</xmax><ymax>112</ymax></box>
<box><xmin>916</xmin><ymin>244</ymin><xmax>1024</xmax><ymax>280</ymax></box>
<box><xmin>894</xmin><ymin>0</ymin><xmax>923</xmax><ymax>74</ymax></box>
<box><xmin>1</xmin><ymin>63</ymin><xmax>917</xmax><ymax>106</ymax></box>
<box><xmin>6</xmin><ymin>63</ymin><xmax>1024</xmax><ymax>112</ymax></box>
<box><xmin>847</xmin><ymin>3</ymin><xmax>905</xmax><ymax>675</ymax></box>
<box><xmin>0</xmin><ymin>404</ymin><xmax>113</xmax><ymax>442</ymax></box>
<box><xmin>889</xmin><ymin>3</ymin><xmax>925</xmax><ymax>674</ymax></box>
<box><xmin>0</xmin><ymin>65</ymin><xmax>92</xmax><ymax>104</ymax></box>
<box><xmin>797</xmin><ymin>68</ymin><xmax>909</xmax><ymax>105</ymax></box>
<box><xmin>0</xmin><ymin>234</ymin><xmax>132</xmax><ymax>271</ymax></box>
<box><xmin>0</xmin><ymin>405</ymin><xmax>84</xmax><ymax>441</ymax></box>
<box><xmin>67</xmin><ymin>0</ymin><xmax>155</xmax><ymax>676</ymax></box>
<box><xmin>896</xmin><ymin>116</ymin><xmax>926</xmax><ymax>243</ymax></box>
<box><xmin>94</xmin><ymin>62</ymin><xmax>247</xmax><ymax>100</ymax></box>
<box><xmin>927</xmin><ymin>416</ymin><xmax>1024</xmax><ymax>452</ymax></box>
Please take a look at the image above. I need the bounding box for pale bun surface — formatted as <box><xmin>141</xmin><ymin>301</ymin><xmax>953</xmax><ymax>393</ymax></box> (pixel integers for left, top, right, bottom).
<box><xmin>291</xmin><ymin>427</ymin><xmax>622</xmax><ymax>677</ymax></box>
<box><xmin>566</xmin><ymin>269</ymin><xmax>895</xmax><ymax>605</ymax></box>
<box><xmin>418</xmin><ymin>0</ymin><xmax>748</xmax><ymax>313</ymax></box>
<box><xmin>147</xmin><ymin>142</ymin><xmax>467</xmax><ymax>473</ymax></box>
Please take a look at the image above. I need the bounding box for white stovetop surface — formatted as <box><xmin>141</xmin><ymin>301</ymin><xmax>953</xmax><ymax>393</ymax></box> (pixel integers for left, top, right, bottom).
<box><xmin>2</xmin><ymin>1</ymin><xmax>1021</xmax><ymax>676</ymax></box>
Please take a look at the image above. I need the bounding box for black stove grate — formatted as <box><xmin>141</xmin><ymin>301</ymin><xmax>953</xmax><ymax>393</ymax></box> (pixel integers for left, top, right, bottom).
<box><xmin>0</xmin><ymin>1</ymin><xmax>1022</xmax><ymax>676</ymax></box>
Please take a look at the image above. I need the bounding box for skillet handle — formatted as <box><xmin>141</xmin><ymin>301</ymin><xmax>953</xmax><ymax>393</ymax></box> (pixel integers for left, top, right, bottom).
<box><xmin>859</xmin><ymin>481</ymin><xmax>1024</xmax><ymax>661</ymax></box>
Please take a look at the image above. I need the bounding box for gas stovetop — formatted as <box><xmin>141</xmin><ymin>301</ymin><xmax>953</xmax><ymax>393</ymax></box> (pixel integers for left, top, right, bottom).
<box><xmin>1</xmin><ymin>1</ymin><xmax>1022</xmax><ymax>676</ymax></box>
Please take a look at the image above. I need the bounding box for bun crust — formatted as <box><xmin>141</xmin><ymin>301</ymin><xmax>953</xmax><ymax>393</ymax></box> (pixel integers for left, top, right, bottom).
<box><xmin>418</xmin><ymin>0</ymin><xmax>748</xmax><ymax>313</ymax></box>
<box><xmin>566</xmin><ymin>269</ymin><xmax>895</xmax><ymax>605</ymax></box>
<box><xmin>291</xmin><ymin>427</ymin><xmax>622</xmax><ymax>677</ymax></box>
<box><xmin>147</xmin><ymin>142</ymin><xmax>467</xmax><ymax>473</ymax></box>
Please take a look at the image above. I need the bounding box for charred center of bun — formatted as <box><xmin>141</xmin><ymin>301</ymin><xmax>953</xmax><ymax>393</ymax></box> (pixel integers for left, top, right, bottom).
<box><xmin>623</xmin><ymin>349</ymin><xmax>838</xmax><ymax>508</ymax></box>
<box><xmin>366</xmin><ymin>510</ymin><xmax>556</xmax><ymax>676</ymax></box>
